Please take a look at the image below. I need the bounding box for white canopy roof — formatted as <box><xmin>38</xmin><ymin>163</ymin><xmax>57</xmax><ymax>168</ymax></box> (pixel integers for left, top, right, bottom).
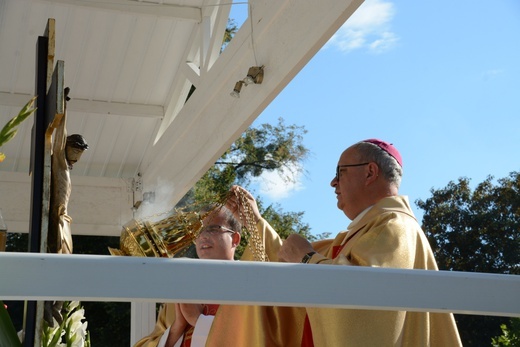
<box><xmin>0</xmin><ymin>0</ymin><xmax>363</xmax><ymax>236</ymax></box>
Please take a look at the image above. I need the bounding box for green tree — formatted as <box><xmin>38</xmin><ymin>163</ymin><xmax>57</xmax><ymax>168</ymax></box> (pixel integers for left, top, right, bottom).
<box><xmin>492</xmin><ymin>318</ymin><xmax>520</xmax><ymax>347</ymax></box>
<box><xmin>416</xmin><ymin>171</ymin><xmax>520</xmax><ymax>346</ymax></box>
<box><xmin>260</xmin><ymin>202</ymin><xmax>330</xmax><ymax>242</ymax></box>
<box><xmin>189</xmin><ymin>118</ymin><xmax>308</xmax><ymax>203</ymax></box>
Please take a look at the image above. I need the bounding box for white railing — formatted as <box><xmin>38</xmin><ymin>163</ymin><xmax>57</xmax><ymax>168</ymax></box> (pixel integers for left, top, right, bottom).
<box><xmin>1</xmin><ymin>252</ymin><xmax>519</xmax><ymax>317</ymax></box>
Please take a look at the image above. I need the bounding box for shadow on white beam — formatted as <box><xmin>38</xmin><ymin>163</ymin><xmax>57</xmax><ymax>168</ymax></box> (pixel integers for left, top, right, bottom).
<box><xmin>1</xmin><ymin>252</ymin><xmax>519</xmax><ymax>318</ymax></box>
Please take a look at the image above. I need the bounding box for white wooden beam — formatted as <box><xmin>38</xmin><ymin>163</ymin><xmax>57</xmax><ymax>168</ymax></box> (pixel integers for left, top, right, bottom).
<box><xmin>154</xmin><ymin>1</ymin><xmax>230</xmax><ymax>142</ymax></box>
<box><xmin>1</xmin><ymin>253</ymin><xmax>519</xmax><ymax>317</ymax></box>
<box><xmin>141</xmin><ymin>0</ymin><xmax>365</xmax><ymax>204</ymax></box>
<box><xmin>181</xmin><ymin>62</ymin><xmax>201</xmax><ymax>87</ymax></box>
<box><xmin>37</xmin><ymin>0</ymin><xmax>201</xmax><ymax>21</ymax></box>
<box><xmin>202</xmin><ymin>1</ymin><xmax>230</xmax><ymax>72</ymax></box>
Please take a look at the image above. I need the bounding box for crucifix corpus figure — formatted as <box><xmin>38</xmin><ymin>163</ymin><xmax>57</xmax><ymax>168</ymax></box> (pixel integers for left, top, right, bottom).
<box><xmin>45</xmin><ymin>87</ymin><xmax>89</xmax><ymax>326</ymax></box>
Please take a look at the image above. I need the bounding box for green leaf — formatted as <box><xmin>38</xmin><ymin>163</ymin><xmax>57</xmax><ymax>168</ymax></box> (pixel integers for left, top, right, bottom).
<box><xmin>0</xmin><ymin>96</ymin><xmax>37</xmax><ymax>148</ymax></box>
<box><xmin>46</xmin><ymin>316</ymin><xmax>67</xmax><ymax>347</ymax></box>
<box><xmin>0</xmin><ymin>301</ymin><xmax>22</xmax><ymax>347</ymax></box>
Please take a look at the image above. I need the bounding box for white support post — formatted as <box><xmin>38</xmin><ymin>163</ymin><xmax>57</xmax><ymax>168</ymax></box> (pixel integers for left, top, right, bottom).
<box><xmin>130</xmin><ymin>302</ymin><xmax>157</xmax><ymax>346</ymax></box>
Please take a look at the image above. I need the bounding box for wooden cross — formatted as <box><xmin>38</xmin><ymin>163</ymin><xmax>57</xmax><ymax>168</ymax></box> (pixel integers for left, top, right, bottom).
<box><xmin>26</xmin><ymin>18</ymin><xmax>66</xmax><ymax>347</ymax></box>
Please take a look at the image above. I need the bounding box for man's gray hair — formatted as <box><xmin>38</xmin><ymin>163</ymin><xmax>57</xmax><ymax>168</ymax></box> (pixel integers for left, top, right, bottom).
<box><xmin>353</xmin><ymin>141</ymin><xmax>403</xmax><ymax>188</ymax></box>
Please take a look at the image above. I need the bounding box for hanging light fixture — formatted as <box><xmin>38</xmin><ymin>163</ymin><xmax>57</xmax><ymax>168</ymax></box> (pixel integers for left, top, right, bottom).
<box><xmin>243</xmin><ymin>65</ymin><xmax>264</xmax><ymax>85</ymax></box>
<box><xmin>230</xmin><ymin>81</ymin><xmax>245</xmax><ymax>98</ymax></box>
<box><xmin>230</xmin><ymin>65</ymin><xmax>265</xmax><ymax>98</ymax></box>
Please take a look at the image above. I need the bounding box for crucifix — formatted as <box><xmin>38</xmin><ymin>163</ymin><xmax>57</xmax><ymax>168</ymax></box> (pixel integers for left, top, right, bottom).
<box><xmin>25</xmin><ymin>18</ymin><xmax>89</xmax><ymax>347</ymax></box>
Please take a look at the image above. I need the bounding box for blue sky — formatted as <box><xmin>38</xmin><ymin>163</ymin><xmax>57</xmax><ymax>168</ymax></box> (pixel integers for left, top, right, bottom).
<box><xmin>230</xmin><ymin>0</ymin><xmax>520</xmax><ymax>236</ymax></box>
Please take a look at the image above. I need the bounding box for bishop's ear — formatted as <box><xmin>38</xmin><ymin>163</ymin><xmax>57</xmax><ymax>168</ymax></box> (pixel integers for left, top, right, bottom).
<box><xmin>366</xmin><ymin>162</ymin><xmax>379</xmax><ymax>182</ymax></box>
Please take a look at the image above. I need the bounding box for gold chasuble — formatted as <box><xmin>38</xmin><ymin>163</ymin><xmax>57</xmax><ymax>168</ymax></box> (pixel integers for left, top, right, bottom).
<box><xmin>304</xmin><ymin>196</ymin><xmax>462</xmax><ymax>347</ymax></box>
<box><xmin>209</xmin><ymin>196</ymin><xmax>462</xmax><ymax>347</ymax></box>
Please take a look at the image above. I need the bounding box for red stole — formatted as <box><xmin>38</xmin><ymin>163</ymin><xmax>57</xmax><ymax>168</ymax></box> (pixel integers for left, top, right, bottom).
<box><xmin>181</xmin><ymin>304</ymin><xmax>220</xmax><ymax>347</ymax></box>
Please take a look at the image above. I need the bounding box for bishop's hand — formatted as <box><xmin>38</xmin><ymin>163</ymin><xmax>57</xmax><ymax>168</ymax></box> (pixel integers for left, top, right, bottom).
<box><xmin>279</xmin><ymin>234</ymin><xmax>315</xmax><ymax>263</ymax></box>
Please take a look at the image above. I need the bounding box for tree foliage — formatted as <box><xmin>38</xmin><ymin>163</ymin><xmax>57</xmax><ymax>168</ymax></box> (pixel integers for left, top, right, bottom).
<box><xmin>416</xmin><ymin>171</ymin><xmax>520</xmax><ymax>346</ymax></box>
<box><xmin>190</xmin><ymin>118</ymin><xmax>308</xmax><ymax>203</ymax></box>
<box><xmin>492</xmin><ymin>318</ymin><xmax>520</xmax><ymax>347</ymax></box>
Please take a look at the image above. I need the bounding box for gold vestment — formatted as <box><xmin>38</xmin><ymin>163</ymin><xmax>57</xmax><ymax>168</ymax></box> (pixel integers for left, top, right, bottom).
<box><xmin>209</xmin><ymin>197</ymin><xmax>462</xmax><ymax>346</ymax></box>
